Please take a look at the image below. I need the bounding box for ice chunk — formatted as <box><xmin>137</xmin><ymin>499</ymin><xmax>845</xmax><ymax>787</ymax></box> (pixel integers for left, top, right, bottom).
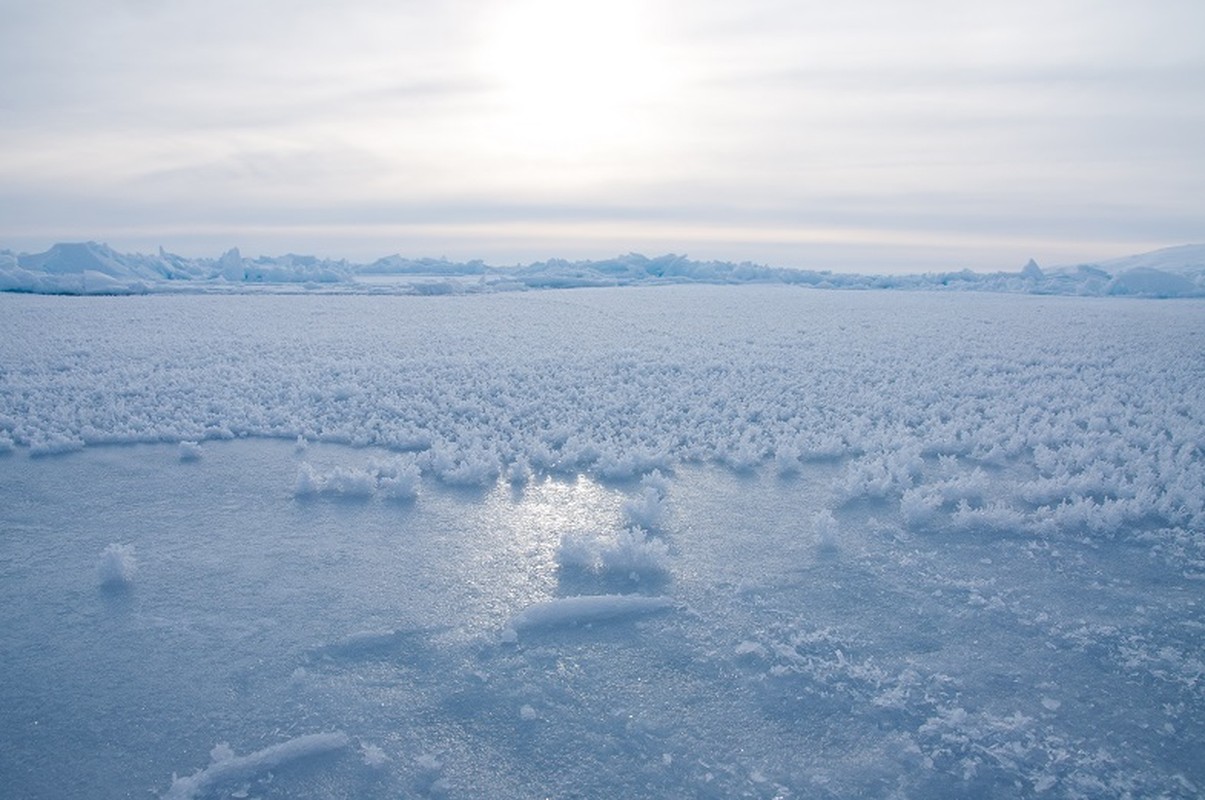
<box><xmin>1108</xmin><ymin>267</ymin><xmax>1196</xmax><ymax>297</ymax></box>
<box><xmin>508</xmin><ymin>594</ymin><xmax>673</xmax><ymax>633</ymax></box>
<box><xmin>163</xmin><ymin>732</ymin><xmax>349</xmax><ymax>800</ymax></box>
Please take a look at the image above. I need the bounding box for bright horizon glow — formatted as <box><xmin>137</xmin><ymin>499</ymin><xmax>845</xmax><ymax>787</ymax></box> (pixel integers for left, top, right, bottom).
<box><xmin>4</xmin><ymin>220</ymin><xmax>1176</xmax><ymax>273</ymax></box>
<box><xmin>0</xmin><ymin>0</ymin><xmax>1202</xmax><ymax>272</ymax></box>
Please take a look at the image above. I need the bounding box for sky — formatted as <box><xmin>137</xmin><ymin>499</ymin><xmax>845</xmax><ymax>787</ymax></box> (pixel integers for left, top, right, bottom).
<box><xmin>1</xmin><ymin>0</ymin><xmax>1202</xmax><ymax>273</ymax></box>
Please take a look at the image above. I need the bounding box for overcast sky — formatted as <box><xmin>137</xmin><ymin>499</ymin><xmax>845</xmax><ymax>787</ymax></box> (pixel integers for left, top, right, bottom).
<box><xmin>1</xmin><ymin>0</ymin><xmax>1202</xmax><ymax>271</ymax></box>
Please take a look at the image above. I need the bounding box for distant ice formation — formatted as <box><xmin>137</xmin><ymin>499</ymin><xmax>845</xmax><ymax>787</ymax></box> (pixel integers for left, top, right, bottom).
<box><xmin>3</xmin><ymin>241</ymin><xmax>1204</xmax><ymax>297</ymax></box>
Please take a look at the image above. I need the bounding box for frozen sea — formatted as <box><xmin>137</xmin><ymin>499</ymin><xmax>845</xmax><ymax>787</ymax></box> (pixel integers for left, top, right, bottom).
<box><xmin>1</xmin><ymin>286</ymin><xmax>1202</xmax><ymax>799</ymax></box>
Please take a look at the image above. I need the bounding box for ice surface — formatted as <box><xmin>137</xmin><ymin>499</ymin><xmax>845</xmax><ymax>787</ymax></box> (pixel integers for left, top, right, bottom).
<box><xmin>0</xmin><ymin>287</ymin><xmax>1202</xmax><ymax>799</ymax></box>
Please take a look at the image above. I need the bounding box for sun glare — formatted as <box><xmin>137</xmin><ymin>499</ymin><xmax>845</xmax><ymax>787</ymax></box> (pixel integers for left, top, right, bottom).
<box><xmin>476</xmin><ymin>0</ymin><xmax>675</xmax><ymax>161</ymax></box>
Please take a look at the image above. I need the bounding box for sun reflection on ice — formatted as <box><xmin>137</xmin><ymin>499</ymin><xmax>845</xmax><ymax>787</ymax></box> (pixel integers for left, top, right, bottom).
<box><xmin>461</xmin><ymin>474</ymin><xmax>624</xmax><ymax>631</ymax></box>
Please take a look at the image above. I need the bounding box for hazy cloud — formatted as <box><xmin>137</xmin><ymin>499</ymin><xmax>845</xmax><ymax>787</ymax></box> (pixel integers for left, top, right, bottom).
<box><xmin>1</xmin><ymin>0</ymin><xmax>1201</xmax><ymax>271</ymax></box>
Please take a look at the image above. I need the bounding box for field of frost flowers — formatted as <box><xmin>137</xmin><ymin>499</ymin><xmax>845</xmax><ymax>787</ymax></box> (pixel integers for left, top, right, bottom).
<box><xmin>1</xmin><ymin>285</ymin><xmax>1202</xmax><ymax>799</ymax></box>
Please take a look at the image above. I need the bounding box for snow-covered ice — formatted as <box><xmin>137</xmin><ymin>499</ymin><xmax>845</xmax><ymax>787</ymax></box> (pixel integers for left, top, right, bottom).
<box><xmin>0</xmin><ymin>285</ymin><xmax>1202</xmax><ymax>798</ymax></box>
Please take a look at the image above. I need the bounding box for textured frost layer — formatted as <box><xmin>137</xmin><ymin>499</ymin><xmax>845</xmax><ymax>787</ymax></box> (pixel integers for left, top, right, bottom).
<box><xmin>2</xmin><ymin>287</ymin><xmax>1203</xmax><ymax>543</ymax></box>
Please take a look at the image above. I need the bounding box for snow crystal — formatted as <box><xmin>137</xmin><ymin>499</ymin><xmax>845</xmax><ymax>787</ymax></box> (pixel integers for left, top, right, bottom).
<box><xmin>98</xmin><ymin>543</ymin><xmax>137</xmax><ymax>588</ymax></box>
<box><xmin>29</xmin><ymin>433</ymin><xmax>84</xmax><ymax>457</ymax></box>
<box><xmin>774</xmin><ymin>447</ymin><xmax>802</xmax><ymax>476</ymax></box>
<box><xmin>813</xmin><ymin>510</ymin><xmax>839</xmax><ymax>551</ymax></box>
<box><xmin>177</xmin><ymin>440</ymin><xmax>203</xmax><ymax>461</ymax></box>
<box><xmin>622</xmin><ymin>485</ymin><xmax>667</xmax><ymax>530</ymax></box>
<box><xmin>556</xmin><ymin>532</ymin><xmax>600</xmax><ymax>571</ymax></box>
<box><xmin>558</xmin><ymin>527</ymin><xmax>671</xmax><ymax>580</ymax></box>
<box><xmin>599</xmin><ymin>528</ymin><xmax>671</xmax><ymax>578</ymax></box>
<box><xmin>360</xmin><ymin>742</ymin><xmax>389</xmax><ymax>768</ymax></box>
<box><xmin>294</xmin><ymin>457</ymin><xmax>421</xmax><ymax>500</ymax></box>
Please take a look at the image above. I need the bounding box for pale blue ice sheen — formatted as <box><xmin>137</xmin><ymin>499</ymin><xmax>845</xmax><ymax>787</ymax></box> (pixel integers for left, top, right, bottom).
<box><xmin>0</xmin><ymin>287</ymin><xmax>1202</xmax><ymax>798</ymax></box>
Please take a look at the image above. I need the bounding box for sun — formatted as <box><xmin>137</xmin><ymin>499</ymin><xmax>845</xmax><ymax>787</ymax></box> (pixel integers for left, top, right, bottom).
<box><xmin>475</xmin><ymin>0</ymin><xmax>675</xmax><ymax>161</ymax></box>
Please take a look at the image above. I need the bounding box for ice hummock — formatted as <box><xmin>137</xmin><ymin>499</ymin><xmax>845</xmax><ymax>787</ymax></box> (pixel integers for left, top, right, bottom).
<box><xmin>3</xmin><ymin>241</ymin><xmax>1204</xmax><ymax>297</ymax></box>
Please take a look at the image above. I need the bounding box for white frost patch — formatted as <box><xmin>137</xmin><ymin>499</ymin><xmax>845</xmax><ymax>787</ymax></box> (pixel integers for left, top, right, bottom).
<box><xmin>360</xmin><ymin>742</ymin><xmax>389</xmax><ymax>768</ymax></box>
<box><xmin>98</xmin><ymin>543</ymin><xmax>137</xmax><ymax>587</ymax></box>
<box><xmin>294</xmin><ymin>456</ymin><xmax>421</xmax><ymax>500</ymax></box>
<box><xmin>163</xmin><ymin>732</ymin><xmax>349</xmax><ymax>800</ymax></box>
<box><xmin>424</xmin><ymin>445</ymin><xmax>500</xmax><ymax>487</ymax></box>
<box><xmin>508</xmin><ymin>594</ymin><xmax>673</xmax><ymax>633</ymax></box>
<box><xmin>600</xmin><ymin>527</ymin><xmax>671</xmax><ymax>577</ymax></box>
<box><xmin>557</xmin><ymin>527</ymin><xmax>670</xmax><ymax>579</ymax></box>
<box><xmin>622</xmin><ymin>475</ymin><xmax>668</xmax><ymax>529</ymax></box>
<box><xmin>29</xmin><ymin>433</ymin><xmax>84</xmax><ymax>457</ymax></box>
<box><xmin>295</xmin><ymin>463</ymin><xmax>376</xmax><ymax>497</ymax></box>
<box><xmin>177</xmin><ymin>440</ymin><xmax>203</xmax><ymax>461</ymax></box>
<box><xmin>813</xmin><ymin>510</ymin><xmax>839</xmax><ymax>551</ymax></box>
<box><xmin>556</xmin><ymin>532</ymin><xmax>599</xmax><ymax>570</ymax></box>
<box><xmin>377</xmin><ymin>457</ymin><xmax>422</xmax><ymax>500</ymax></box>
